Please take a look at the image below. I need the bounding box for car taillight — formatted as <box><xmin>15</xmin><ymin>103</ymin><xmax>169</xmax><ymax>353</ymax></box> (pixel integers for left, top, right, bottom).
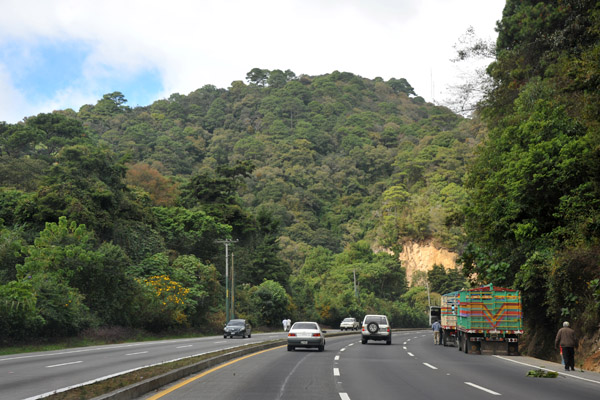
<box><xmin>362</xmin><ymin>326</ymin><xmax>365</xmax><ymax>331</ymax></box>
<box><xmin>288</xmin><ymin>333</ymin><xmax>296</xmax><ymax>337</ymax></box>
<box><xmin>312</xmin><ymin>333</ymin><xmax>321</xmax><ymax>337</ymax></box>
<box><xmin>387</xmin><ymin>327</ymin><xmax>390</xmax><ymax>332</ymax></box>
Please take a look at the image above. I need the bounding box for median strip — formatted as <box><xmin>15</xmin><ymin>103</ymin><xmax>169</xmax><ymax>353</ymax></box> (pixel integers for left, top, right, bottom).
<box><xmin>33</xmin><ymin>330</ymin><xmax>358</xmax><ymax>399</ymax></box>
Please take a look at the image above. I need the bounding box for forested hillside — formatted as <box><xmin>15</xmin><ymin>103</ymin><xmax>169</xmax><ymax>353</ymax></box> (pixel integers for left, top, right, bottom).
<box><xmin>0</xmin><ymin>69</ymin><xmax>471</xmax><ymax>343</ymax></box>
<box><xmin>461</xmin><ymin>0</ymin><xmax>600</xmax><ymax>365</ymax></box>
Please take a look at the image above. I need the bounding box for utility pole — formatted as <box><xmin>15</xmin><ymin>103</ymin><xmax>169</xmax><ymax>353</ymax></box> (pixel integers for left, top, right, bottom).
<box><xmin>231</xmin><ymin>252</ymin><xmax>235</xmax><ymax>319</ymax></box>
<box><xmin>215</xmin><ymin>239</ymin><xmax>238</xmax><ymax>323</ymax></box>
<box><xmin>426</xmin><ymin>279</ymin><xmax>431</xmax><ymax>308</ymax></box>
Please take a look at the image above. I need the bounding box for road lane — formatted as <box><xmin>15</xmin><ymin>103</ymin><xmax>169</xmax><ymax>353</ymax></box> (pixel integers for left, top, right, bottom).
<box><xmin>393</xmin><ymin>331</ymin><xmax>600</xmax><ymax>400</ymax></box>
<box><xmin>138</xmin><ymin>330</ymin><xmax>600</xmax><ymax>400</ymax></box>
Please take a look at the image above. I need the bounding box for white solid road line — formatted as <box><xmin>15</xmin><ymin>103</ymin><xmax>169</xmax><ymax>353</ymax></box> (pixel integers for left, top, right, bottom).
<box><xmin>46</xmin><ymin>361</ymin><xmax>82</xmax><ymax>368</ymax></box>
<box><xmin>465</xmin><ymin>382</ymin><xmax>501</xmax><ymax>395</ymax></box>
<box><xmin>423</xmin><ymin>363</ymin><xmax>438</xmax><ymax>370</ymax></box>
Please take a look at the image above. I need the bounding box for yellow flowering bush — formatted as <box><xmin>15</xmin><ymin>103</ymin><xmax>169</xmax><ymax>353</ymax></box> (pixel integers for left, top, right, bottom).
<box><xmin>139</xmin><ymin>275</ymin><xmax>191</xmax><ymax>328</ymax></box>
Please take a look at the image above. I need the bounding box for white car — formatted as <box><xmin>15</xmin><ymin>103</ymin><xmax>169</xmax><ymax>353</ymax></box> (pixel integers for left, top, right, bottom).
<box><xmin>361</xmin><ymin>314</ymin><xmax>391</xmax><ymax>345</ymax></box>
<box><xmin>287</xmin><ymin>321</ymin><xmax>326</xmax><ymax>351</ymax></box>
<box><xmin>340</xmin><ymin>317</ymin><xmax>359</xmax><ymax>331</ymax></box>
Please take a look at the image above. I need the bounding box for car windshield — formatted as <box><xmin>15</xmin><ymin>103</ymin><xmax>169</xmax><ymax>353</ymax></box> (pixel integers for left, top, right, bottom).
<box><xmin>365</xmin><ymin>316</ymin><xmax>387</xmax><ymax>324</ymax></box>
<box><xmin>292</xmin><ymin>323</ymin><xmax>318</xmax><ymax>330</ymax></box>
<box><xmin>227</xmin><ymin>320</ymin><xmax>245</xmax><ymax>326</ymax></box>
<box><xmin>342</xmin><ymin>318</ymin><xmax>353</xmax><ymax>322</ymax></box>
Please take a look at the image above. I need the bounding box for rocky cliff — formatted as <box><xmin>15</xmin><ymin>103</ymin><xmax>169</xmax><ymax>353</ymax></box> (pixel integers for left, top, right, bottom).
<box><xmin>398</xmin><ymin>241</ymin><xmax>458</xmax><ymax>285</ymax></box>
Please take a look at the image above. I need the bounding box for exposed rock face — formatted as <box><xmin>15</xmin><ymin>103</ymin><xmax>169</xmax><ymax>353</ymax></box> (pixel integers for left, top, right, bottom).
<box><xmin>399</xmin><ymin>241</ymin><xmax>458</xmax><ymax>285</ymax></box>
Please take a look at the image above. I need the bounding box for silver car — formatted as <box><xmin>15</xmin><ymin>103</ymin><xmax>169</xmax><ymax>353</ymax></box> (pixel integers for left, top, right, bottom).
<box><xmin>361</xmin><ymin>314</ymin><xmax>391</xmax><ymax>344</ymax></box>
<box><xmin>287</xmin><ymin>321</ymin><xmax>326</xmax><ymax>351</ymax></box>
<box><xmin>340</xmin><ymin>317</ymin><xmax>359</xmax><ymax>331</ymax></box>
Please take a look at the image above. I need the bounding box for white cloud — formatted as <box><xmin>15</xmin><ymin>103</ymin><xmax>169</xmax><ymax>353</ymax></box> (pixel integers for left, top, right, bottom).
<box><xmin>0</xmin><ymin>0</ymin><xmax>505</xmax><ymax>122</ymax></box>
<box><xmin>0</xmin><ymin>63</ymin><xmax>31</xmax><ymax>123</ymax></box>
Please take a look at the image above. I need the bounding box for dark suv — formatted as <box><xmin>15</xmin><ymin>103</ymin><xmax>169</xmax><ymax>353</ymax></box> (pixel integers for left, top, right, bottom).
<box><xmin>361</xmin><ymin>314</ymin><xmax>391</xmax><ymax>344</ymax></box>
<box><xmin>224</xmin><ymin>319</ymin><xmax>252</xmax><ymax>338</ymax></box>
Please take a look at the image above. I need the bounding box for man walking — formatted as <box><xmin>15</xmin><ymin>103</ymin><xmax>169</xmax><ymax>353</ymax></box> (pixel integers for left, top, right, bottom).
<box><xmin>555</xmin><ymin>321</ymin><xmax>578</xmax><ymax>371</ymax></box>
<box><xmin>432</xmin><ymin>319</ymin><xmax>442</xmax><ymax>345</ymax></box>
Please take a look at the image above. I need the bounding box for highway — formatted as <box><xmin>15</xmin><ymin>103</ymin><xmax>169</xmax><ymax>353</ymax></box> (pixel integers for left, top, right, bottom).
<box><xmin>2</xmin><ymin>329</ymin><xmax>599</xmax><ymax>399</ymax></box>
<box><xmin>138</xmin><ymin>330</ymin><xmax>600</xmax><ymax>400</ymax></box>
<box><xmin>0</xmin><ymin>332</ymin><xmax>287</xmax><ymax>400</ymax></box>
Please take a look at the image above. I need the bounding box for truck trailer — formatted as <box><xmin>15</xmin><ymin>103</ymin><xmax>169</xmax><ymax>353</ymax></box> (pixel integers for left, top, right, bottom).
<box><xmin>440</xmin><ymin>291</ymin><xmax>459</xmax><ymax>347</ymax></box>
<box><xmin>445</xmin><ymin>284</ymin><xmax>523</xmax><ymax>355</ymax></box>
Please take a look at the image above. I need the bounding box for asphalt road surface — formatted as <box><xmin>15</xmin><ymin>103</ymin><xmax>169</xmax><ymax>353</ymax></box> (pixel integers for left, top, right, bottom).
<box><xmin>0</xmin><ymin>331</ymin><xmax>288</xmax><ymax>400</ymax></box>
<box><xmin>138</xmin><ymin>330</ymin><xmax>600</xmax><ymax>400</ymax></box>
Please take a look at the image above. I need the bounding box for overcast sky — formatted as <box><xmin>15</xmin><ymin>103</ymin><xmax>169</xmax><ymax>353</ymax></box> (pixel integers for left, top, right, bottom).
<box><xmin>0</xmin><ymin>0</ymin><xmax>505</xmax><ymax>124</ymax></box>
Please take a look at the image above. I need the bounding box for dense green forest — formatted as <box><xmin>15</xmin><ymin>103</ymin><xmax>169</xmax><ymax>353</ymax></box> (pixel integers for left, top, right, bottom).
<box><xmin>0</xmin><ymin>68</ymin><xmax>470</xmax><ymax>342</ymax></box>
<box><xmin>461</xmin><ymin>0</ymin><xmax>600</xmax><ymax>361</ymax></box>
<box><xmin>1</xmin><ymin>0</ymin><xmax>599</xmax><ymax>366</ymax></box>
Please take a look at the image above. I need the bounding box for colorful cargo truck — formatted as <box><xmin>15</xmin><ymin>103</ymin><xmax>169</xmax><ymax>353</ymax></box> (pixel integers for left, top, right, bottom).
<box><xmin>453</xmin><ymin>284</ymin><xmax>523</xmax><ymax>355</ymax></box>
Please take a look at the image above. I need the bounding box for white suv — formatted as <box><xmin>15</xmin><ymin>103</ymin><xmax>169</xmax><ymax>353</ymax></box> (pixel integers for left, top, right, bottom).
<box><xmin>361</xmin><ymin>314</ymin><xmax>391</xmax><ymax>344</ymax></box>
<box><xmin>340</xmin><ymin>317</ymin><xmax>359</xmax><ymax>331</ymax></box>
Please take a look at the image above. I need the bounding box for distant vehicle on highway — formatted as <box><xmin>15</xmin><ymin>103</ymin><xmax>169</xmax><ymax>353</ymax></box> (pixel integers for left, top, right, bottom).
<box><xmin>361</xmin><ymin>314</ymin><xmax>391</xmax><ymax>345</ymax></box>
<box><xmin>287</xmin><ymin>321</ymin><xmax>326</xmax><ymax>351</ymax></box>
<box><xmin>429</xmin><ymin>305</ymin><xmax>441</xmax><ymax>325</ymax></box>
<box><xmin>223</xmin><ymin>319</ymin><xmax>252</xmax><ymax>338</ymax></box>
<box><xmin>340</xmin><ymin>317</ymin><xmax>359</xmax><ymax>331</ymax></box>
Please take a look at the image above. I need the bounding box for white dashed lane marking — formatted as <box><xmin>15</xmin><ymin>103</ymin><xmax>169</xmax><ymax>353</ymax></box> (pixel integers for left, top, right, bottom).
<box><xmin>46</xmin><ymin>361</ymin><xmax>82</xmax><ymax>368</ymax></box>
<box><xmin>465</xmin><ymin>382</ymin><xmax>501</xmax><ymax>395</ymax></box>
